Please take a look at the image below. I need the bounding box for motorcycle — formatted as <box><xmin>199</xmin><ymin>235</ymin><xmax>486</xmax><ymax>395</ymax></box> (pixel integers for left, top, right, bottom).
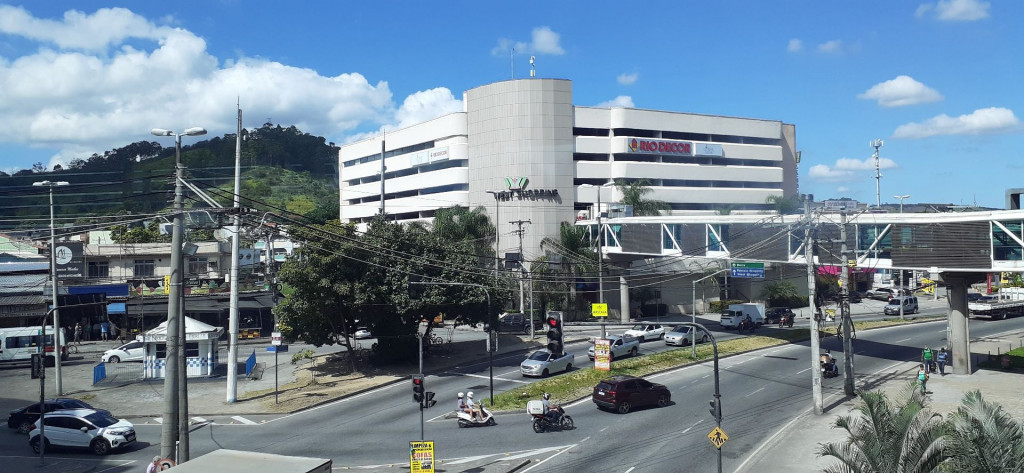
<box><xmin>457</xmin><ymin>404</ymin><xmax>496</xmax><ymax>428</ymax></box>
<box><xmin>737</xmin><ymin>319</ymin><xmax>756</xmax><ymax>333</ymax></box>
<box><xmin>820</xmin><ymin>357</ymin><xmax>839</xmax><ymax>378</ymax></box>
<box><xmin>528</xmin><ymin>401</ymin><xmax>573</xmax><ymax>433</ymax></box>
<box><xmin>778</xmin><ymin>314</ymin><xmax>794</xmax><ymax>328</ymax></box>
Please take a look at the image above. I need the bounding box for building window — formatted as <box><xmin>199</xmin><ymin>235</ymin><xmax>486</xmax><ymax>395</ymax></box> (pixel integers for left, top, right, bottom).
<box><xmin>134</xmin><ymin>259</ymin><xmax>155</xmax><ymax>277</ymax></box>
<box><xmin>155</xmin><ymin>342</ymin><xmax>199</xmax><ymax>359</ymax></box>
<box><xmin>187</xmin><ymin>257</ymin><xmax>209</xmax><ymax>275</ymax></box>
<box><xmin>87</xmin><ymin>261</ymin><xmax>109</xmax><ymax>278</ymax></box>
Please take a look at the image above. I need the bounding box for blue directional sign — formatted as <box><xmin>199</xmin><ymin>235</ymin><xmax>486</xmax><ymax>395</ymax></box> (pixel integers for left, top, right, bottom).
<box><xmin>267</xmin><ymin>345</ymin><xmax>289</xmax><ymax>352</ymax></box>
<box><xmin>730</xmin><ymin>262</ymin><xmax>765</xmax><ymax>278</ymax></box>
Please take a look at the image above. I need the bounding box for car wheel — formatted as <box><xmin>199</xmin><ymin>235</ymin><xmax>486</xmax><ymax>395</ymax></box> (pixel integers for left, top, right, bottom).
<box><xmin>17</xmin><ymin>420</ymin><xmax>34</xmax><ymax>434</ymax></box>
<box><xmin>29</xmin><ymin>436</ymin><xmax>48</xmax><ymax>454</ymax></box>
<box><xmin>657</xmin><ymin>394</ymin><xmax>669</xmax><ymax>408</ymax></box>
<box><xmin>701</xmin><ymin>335</ymin><xmax>709</xmax><ymax>343</ymax></box>
<box><xmin>565</xmin><ymin>363</ymin><xmax>572</xmax><ymax>373</ymax></box>
<box><xmin>542</xmin><ymin>369</ymin><xmax>549</xmax><ymax>377</ymax></box>
<box><xmin>91</xmin><ymin>438</ymin><xmax>111</xmax><ymax>455</ymax></box>
<box><xmin>630</xmin><ymin>347</ymin><xmax>638</xmax><ymax>357</ymax></box>
<box><xmin>617</xmin><ymin>401</ymin><xmax>631</xmax><ymax>414</ymax></box>
<box><xmin>658</xmin><ymin>333</ymin><xmax>664</xmax><ymax>340</ymax></box>
<box><xmin>108</xmin><ymin>355</ymin><xmax>120</xmax><ymax>363</ymax></box>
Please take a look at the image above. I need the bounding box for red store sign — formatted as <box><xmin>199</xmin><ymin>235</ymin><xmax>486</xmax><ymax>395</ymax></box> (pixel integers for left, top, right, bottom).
<box><xmin>628</xmin><ymin>138</ymin><xmax>693</xmax><ymax>155</ymax></box>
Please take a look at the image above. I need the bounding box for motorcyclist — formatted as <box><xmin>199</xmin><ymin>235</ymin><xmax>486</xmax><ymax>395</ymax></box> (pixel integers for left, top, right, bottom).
<box><xmin>466</xmin><ymin>391</ymin><xmax>483</xmax><ymax>421</ymax></box>
<box><xmin>457</xmin><ymin>392</ymin><xmax>477</xmax><ymax>421</ymax></box>
<box><xmin>741</xmin><ymin>314</ymin><xmax>753</xmax><ymax>330</ymax></box>
<box><xmin>541</xmin><ymin>392</ymin><xmax>560</xmax><ymax>423</ymax></box>
<box><xmin>820</xmin><ymin>350</ymin><xmax>837</xmax><ymax>375</ymax></box>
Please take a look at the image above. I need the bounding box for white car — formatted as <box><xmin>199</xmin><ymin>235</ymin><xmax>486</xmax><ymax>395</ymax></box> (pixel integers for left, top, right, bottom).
<box><xmin>353</xmin><ymin>327</ymin><xmax>373</xmax><ymax>339</ymax></box>
<box><xmin>101</xmin><ymin>341</ymin><xmax>145</xmax><ymax>363</ymax></box>
<box><xmin>520</xmin><ymin>350</ymin><xmax>574</xmax><ymax>377</ymax></box>
<box><xmin>29</xmin><ymin>409</ymin><xmax>135</xmax><ymax>455</ymax></box>
<box><xmin>622</xmin><ymin>323</ymin><xmax>665</xmax><ymax>342</ymax></box>
<box><xmin>664</xmin><ymin>326</ymin><xmax>709</xmax><ymax>346</ymax></box>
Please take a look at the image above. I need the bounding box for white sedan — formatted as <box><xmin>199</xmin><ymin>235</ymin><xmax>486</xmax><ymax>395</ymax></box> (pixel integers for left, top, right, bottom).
<box><xmin>520</xmin><ymin>350</ymin><xmax>574</xmax><ymax>377</ymax></box>
<box><xmin>622</xmin><ymin>323</ymin><xmax>665</xmax><ymax>342</ymax></box>
<box><xmin>101</xmin><ymin>341</ymin><xmax>145</xmax><ymax>363</ymax></box>
<box><xmin>353</xmin><ymin>327</ymin><xmax>373</xmax><ymax>339</ymax></box>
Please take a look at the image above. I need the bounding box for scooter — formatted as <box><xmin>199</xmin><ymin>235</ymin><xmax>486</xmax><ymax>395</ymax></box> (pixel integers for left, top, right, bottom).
<box><xmin>820</xmin><ymin>358</ymin><xmax>839</xmax><ymax>378</ymax></box>
<box><xmin>527</xmin><ymin>401</ymin><xmax>573</xmax><ymax>433</ymax></box>
<box><xmin>456</xmin><ymin>405</ymin><xmax>496</xmax><ymax>427</ymax></box>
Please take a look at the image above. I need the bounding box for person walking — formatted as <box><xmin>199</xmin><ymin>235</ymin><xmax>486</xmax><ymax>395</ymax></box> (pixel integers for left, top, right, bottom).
<box><xmin>100</xmin><ymin>320</ymin><xmax>110</xmax><ymax>341</ymax></box>
<box><xmin>73</xmin><ymin>323</ymin><xmax>82</xmax><ymax>346</ymax></box>
<box><xmin>917</xmin><ymin>364</ymin><xmax>929</xmax><ymax>394</ymax></box>
<box><xmin>937</xmin><ymin>347</ymin><xmax>949</xmax><ymax>375</ymax></box>
<box><xmin>921</xmin><ymin>345</ymin><xmax>934</xmax><ymax>373</ymax></box>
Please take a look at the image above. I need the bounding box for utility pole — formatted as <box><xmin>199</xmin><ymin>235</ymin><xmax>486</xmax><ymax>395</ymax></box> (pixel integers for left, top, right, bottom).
<box><xmin>804</xmin><ymin>195</ymin><xmax>823</xmax><ymax>414</ymax></box>
<box><xmin>227</xmin><ymin>104</ymin><xmax>242</xmax><ymax>403</ymax></box>
<box><xmin>510</xmin><ymin>219</ymin><xmax>531</xmax><ymax>313</ymax></box>
<box><xmin>840</xmin><ymin>210</ymin><xmax>855</xmax><ymax>396</ymax></box>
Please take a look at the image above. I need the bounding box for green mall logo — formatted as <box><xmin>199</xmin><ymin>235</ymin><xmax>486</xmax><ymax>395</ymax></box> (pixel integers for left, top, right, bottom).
<box><xmin>505</xmin><ymin>177</ymin><xmax>529</xmax><ymax>191</ymax></box>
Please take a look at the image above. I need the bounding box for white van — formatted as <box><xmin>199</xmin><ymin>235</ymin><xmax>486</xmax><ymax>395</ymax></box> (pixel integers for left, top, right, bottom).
<box><xmin>0</xmin><ymin>326</ymin><xmax>67</xmax><ymax>364</ymax></box>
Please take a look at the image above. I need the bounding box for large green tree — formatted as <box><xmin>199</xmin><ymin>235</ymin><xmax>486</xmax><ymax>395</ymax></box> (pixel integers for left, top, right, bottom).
<box><xmin>942</xmin><ymin>390</ymin><xmax>1024</xmax><ymax>472</ymax></box>
<box><xmin>539</xmin><ymin>221</ymin><xmax>598</xmax><ymax>320</ymax></box>
<box><xmin>617</xmin><ymin>179</ymin><xmax>669</xmax><ymax>216</ymax></box>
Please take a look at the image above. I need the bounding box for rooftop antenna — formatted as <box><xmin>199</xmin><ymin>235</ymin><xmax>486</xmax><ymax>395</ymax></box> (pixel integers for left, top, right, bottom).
<box><xmin>510</xmin><ymin>47</ymin><xmax>515</xmax><ymax>79</ymax></box>
<box><xmin>870</xmin><ymin>139</ymin><xmax>884</xmax><ymax>208</ymax></box>
<box><xmin>530</xmin><ymin>56</ymin><xmax>536</xmax><ymax>77</ymax></box>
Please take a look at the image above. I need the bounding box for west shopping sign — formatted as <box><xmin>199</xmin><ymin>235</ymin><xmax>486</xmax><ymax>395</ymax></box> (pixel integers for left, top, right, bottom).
<box><xmin>491</xmin><ymin>177</ymin><xmax>560</xmax><ymax>202</ymax></box>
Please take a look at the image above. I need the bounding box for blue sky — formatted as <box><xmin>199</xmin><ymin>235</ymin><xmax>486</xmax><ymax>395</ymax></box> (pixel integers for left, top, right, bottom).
<box><xmin>0</xmin><ymin>1</ymin><xmax>1020</xmax><ymax>208</ymax></box>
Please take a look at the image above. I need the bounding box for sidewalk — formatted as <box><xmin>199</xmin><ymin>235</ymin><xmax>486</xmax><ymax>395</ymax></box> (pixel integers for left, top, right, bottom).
<box><xmin>737</xmin><ymin>330</ymin><xmax>1024</xmax><ymax>473</ymax></box>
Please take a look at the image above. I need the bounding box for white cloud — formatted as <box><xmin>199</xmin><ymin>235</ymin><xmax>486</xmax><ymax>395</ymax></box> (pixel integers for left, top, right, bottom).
<box><xmin>817</xmin><ymin>40</ymin><xmax>843</xmax><ymax>54</ymax></box>
<box><xmin>787</xmin><ymin>39</ymin><xmax>803</xmax><ymax>52</ymax></box>
<box><xmin>836</xmin><ymin>186</ymin><xmax>850</xmax><ymax>193</ymax></box>
<box><xmin>858</xmin><ymin>75</ymin><xmax>944</xmax><ymax>108</ymax></box>
<box><xmin>595</xmin><ymin>96</ymin><xmax>634</xmax><ymax>108</ymax></box>
<box><xmin>491</xmin><ymin>26</ymin><xmax>565</xmax><ymax>56</ymax></box>
<box><xmin>892</xmin><ymin>107</ymin><xmax>1021</xmax><ymax>139</ymax></box>
<box><xmin>617</xmin><ymin>72</ymin><xmax>638</xmax><ymax>85</ymax></box>
<box><xmin>916</xmin><ymin>0</ymin><xmax>990</xmax><ymax>21</ymax></box>
<box><xmin>808</xmin><ymin>157</ymin><xmax>897</xmax><ymax>182</ymax></box>
<box><xmin>0</xmin><ymin>6</ymin><xmax>472</xmax><ymax>169</ymax></box>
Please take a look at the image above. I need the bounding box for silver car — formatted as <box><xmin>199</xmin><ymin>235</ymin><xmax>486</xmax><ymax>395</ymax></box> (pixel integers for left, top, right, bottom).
<box><xmin>664</xmin><ymin>326</ymin><xmax>708</xmax><ymax>346</ymax></box>
<box><xmin>520</xmin><ymin>350</ymin><xmax>574</xmax><ymax>377</ymax></box>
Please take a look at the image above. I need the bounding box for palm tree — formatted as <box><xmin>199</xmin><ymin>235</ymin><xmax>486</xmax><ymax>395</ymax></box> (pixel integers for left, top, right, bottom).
<box><xmin>540</xmin><ymin>222</ymin><xmax>598</xmax><ymax>319</ymax></box>
<box><xmin>617</xmin><ymin>179</ymin><xmax>669</xmax><ymax>216</ymax></box>
<box><xmin>942</xmin><ymin>390</ymin><xmax>1024</xmax><ymax>473</ymax></box>
<box><xmin>765</xmin><ymin>194</ymin><xmax>801</xmax><ymax>215</ymax></box>
<box><xmin>819</xmin><ymin>382</ymin><xmax>949</xmax><ymax>473</ymax></box>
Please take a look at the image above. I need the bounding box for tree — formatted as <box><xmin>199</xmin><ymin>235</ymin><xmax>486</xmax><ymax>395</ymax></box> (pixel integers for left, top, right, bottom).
<box><xmin>942</xmin><ymin>390</ymin><xmax>1024</xmax><ymax>473</ymax></box>
<box><xmin>818</xmin><ymin>382</ymin><xmax>949</xmax><ymax>473</ymax></box>
<box><xmin>617</xmin><ymin>179</ymin><xmax>669</xmax><ymax>216</ymax></box>
<box><xmin>540</xmin><ymin>221</ymin><xmax>598</xmax><ymax>320</ymax></box>
<box><xmin>765</xmin><ymin>194</ymin><xmax>801</xmax><ymax>215</ymax></box>
<box><xmin>759</xmin><ymin>280</ymin><xmax>799</xmax><ymax>307</ymax></box>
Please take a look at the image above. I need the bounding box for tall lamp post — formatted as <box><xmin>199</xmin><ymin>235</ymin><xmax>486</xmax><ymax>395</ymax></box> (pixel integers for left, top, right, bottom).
<box><xmin>150</xmin><ymin>126</ymin><xmax>206</xmax><ymax>462</ymax></box>
<box><xmin>580</xmin><ymin>181</ymin><xmax>614</xmax><ymax>339</ymax></box>
<box><xmin>32</xmin><ymin>180</ymin><xmax>69</xmax><ymax>395</ymax></box>
<box><xmin>894</xmin><ymin>194</ymin><xmax>910</xmax><ymax>214</ymax></box>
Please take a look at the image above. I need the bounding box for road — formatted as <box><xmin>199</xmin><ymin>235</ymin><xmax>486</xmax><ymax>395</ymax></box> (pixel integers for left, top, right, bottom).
<box><xmin>2</xmin><ymin>309</ymin><xmax>1018</xmax><ymax>472</ymax></box>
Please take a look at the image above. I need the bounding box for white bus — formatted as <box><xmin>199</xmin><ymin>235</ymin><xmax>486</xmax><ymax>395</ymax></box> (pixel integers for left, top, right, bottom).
<box><xmin>0</xmin><ymin>326</ymin><xmax>67</xmax><ymax>365</ymax></box>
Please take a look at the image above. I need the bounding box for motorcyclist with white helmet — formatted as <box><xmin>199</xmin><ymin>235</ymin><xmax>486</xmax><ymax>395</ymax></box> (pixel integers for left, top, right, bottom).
<box><xmin>541</xmin><ymin>392</ymin><xmax>560</xmax><ymax>422</ymax></box>
<box><xmin>465</xmin><ymin>391</ymin><xmax>482</xmax><ymax>421</ymax></box>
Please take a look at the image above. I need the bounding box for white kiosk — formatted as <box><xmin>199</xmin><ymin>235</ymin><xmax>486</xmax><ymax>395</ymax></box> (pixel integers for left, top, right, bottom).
<box><xmin>141</xmin><ymin>316</ymin><xmax>224</xmax><ymax>379</ymax></box>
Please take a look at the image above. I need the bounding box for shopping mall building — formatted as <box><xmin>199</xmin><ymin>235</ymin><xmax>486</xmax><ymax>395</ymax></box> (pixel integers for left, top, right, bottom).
<box><xmin>337</xmin><ymin>78</ymin><xmax>799</xmax><ymax>316</ymax></box>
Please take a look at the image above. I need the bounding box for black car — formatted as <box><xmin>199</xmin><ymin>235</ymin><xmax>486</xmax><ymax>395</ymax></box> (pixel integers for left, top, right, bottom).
<box><xmin>7</xmin><ymin>398</ymin><xmax>105</xmax><ymax>434</ymax></box>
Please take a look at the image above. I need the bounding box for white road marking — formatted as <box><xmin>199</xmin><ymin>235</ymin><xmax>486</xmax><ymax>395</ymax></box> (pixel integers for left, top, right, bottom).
<box><xmin>445</xmin><ymin>454</ymin><xmax>496</xmax><ymax>465</ymax></box>
<box><xmin>797</xmin><ymin>367</ymin><xmax>811</xmax><ymax>374</ymax></box>
<box><xmin>152</xmin><ymin>417</ymin><xmax>162</xmax><ymax>424</ymax></box>
<box><xmin>896</xmin><ymin>337</ymin><xmax>912</xmax><ymax>343</ymax></box>
<box><xmin>231</xmin><ymin>416</ymin><xmax>257</xmax><ymax>425</ymax></box>
<box><xmin>520</xmin><ymin>444</ymin><xmax>578</xmax><ymax>473</ymax></box>
<box><xmin>745</xmin><ymin>386</ymin><xmax>765</xmax><ymax>397</ymax></box>
<box><xmin>625</xmin><ymin>467</ymin><xmax>636</xmax><ymax>473</ymax></box>
<box><xmin>192</xmin><ymin>416</ymin><xmax>207</xmax><ymax>424</ymax></box>
<box><xmin>504</xmin><ymin>446</ymin><xmax>564</xmax><ymax>461</ymax></box>
<box><xmin>599</xmin><ymin>426</ymin><xmax>609</xmax><ymax>432</ymax></box>
<box><xmin>426</xmin><ymin>412</ymin><xmax>452</xmax><ymax>422</ymax></box>
<box><xmin>457</xmin><ymin>372</ymin><xmax>530</xmax><ymax>384</ymax></box>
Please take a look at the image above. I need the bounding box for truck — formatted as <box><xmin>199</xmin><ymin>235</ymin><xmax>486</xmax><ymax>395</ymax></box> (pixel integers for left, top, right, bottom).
<box><xmin>587</xmin><ymin>335</ymin><xmax>640</xmax><ymax>361</ymax></box>
<box><xmin>720</xmin><ymin>303</ymin><xmax>766</xmax><ymax>329</ymax></box>
<box><xmin>969</xmin><ymin>287</ymin><xmax>1024</xmax><ymax>320</ymax></box>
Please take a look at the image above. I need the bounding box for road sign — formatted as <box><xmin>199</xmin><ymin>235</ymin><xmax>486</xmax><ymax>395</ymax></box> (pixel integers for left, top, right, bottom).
<box><xmin>266</xmin><ymin>345</ymin><xmax>288</xmax><ymax>352</ymax></box>
<box><xmin>730</xmin><ymin>262</ymin><xmax>764</xmax><ymax>278</ymax></box>
<box><xmin>271</xmin><ymin>331</ymin><xmax>282</xmax><ymax>346</ymax></box>
<box><xmin>410</xmin><ymin>440</ymin><xmax>435</xmax><ymax>473</ymax></box>
<box><xmin>592</xmin><ymin>303</ymin><xmax>608</xmax><ymax>317</ymax></box>
<box><xmin>707</xmin><ymin>426</ymin><xmax>729</xmax><ymax>449</ymax></box>
<box><xmin>594</xmin><ymin>339</ymin><xmax>611</xmax><ymax>371</ymax></box>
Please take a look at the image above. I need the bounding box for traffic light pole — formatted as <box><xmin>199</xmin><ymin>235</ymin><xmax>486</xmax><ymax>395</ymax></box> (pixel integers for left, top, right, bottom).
<box><xmin>676</xmin><ymin>322</ymin><xmax>722</xmax><ymax>473</ymax></box>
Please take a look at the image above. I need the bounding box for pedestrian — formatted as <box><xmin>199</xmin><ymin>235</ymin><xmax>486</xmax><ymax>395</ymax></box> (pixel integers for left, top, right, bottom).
<box><xmin>917</xmin><ymin>363</ymin><xmax>929</xmax><ymax>394</ymax></box>
<box><xmin>73</xmin><ymin>323</ymin><xmax>82</xmax><ymax>345</ymax></box>
<box><xmin>84</xmin><ymin>321</ymin><xmax>92</xmax><ymax>341</ymax></box>
<box><xmin>921</xmin><ymin>345</ymin><xmax>933</xmax><ymax>373</ymax></box>
<box><xmin>146</xmin><ymin>455</ymin><xmax>161</xmax><ymax>473</ymax></box>
<box><xmin>937</xmin><ymin>347</ymin><xmax>949</xmax><ymax>375</ymax></box>
<box><xmin>100</xmin><ymin>320</ymin><xmax>110</xmax><ymax>341</ymax></box>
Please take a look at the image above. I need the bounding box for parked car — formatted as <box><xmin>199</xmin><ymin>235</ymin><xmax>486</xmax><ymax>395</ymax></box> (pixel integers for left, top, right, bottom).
<box><xmin>884</xmin><ymin>296</ymin><xmax>919</xmax><ymax>315</ymax></box>
<box><xmin>868</xmin><ymin>287</ymin><xmax>897</xmax><ymax>301</ymax></box>
<box><xmin>622</xmin><ymin>323</ymin><xmax>665</xmax><ymax>342</ymax></box>
<box><xmin>353</xmin><ymin>327</ymin><xmax>373</xmax><ymax>339</ymax></box>
<box><xmin>498</xmin><ymin>313</ymin><xmax>544</xmax><ymax>332</ymax></box>
<box><xmin>764</xmin><ymin>307</ymin><xmax>795</xmax><ymax>324</ymax></box>
<box><xmin>101</xmin><ymin>340</ymin><xmax>145</xmax><ymax>363</ymax></box>
<box><xmin>587</xmin><ymin>335</ymin><xmax>640</xmax><ymax>361</ymax></box>
<box><xmin>8</xmin><ymin>399</ymin><xmax>106</xmax><ymax>434</ymax></box>
<box><xmin>592</xmin><ymin>375</ymin><xmax>671</xmax><ymax>414</ymax></box>
<box><xmin>520</xmin><ymin>350</ymin><xmax>574</xmax><ymax>377</ymax></box>
<box><xmin>29</xmin><ymin>409</ymin><xmax>135</xmax><ymax>455</ymax></box>
<box><xmin>663</xmin><ymin>325</ymin><xmax>708</xmax><ymax>346</ymax></box>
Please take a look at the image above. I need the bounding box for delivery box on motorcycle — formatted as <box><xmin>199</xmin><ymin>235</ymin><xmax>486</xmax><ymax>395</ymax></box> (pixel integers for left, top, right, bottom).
<box><xmin>527</xmin><ymin>400</ymin><xmax>545</xmax><ymax>415</ymax></box>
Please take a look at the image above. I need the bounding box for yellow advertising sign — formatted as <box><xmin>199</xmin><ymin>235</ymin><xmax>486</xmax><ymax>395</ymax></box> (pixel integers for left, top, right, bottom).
<box><xmin>592</xmin><ymin>303</ymin><xmax>608</xmax><ymax>318</ymax></box>
<box><xmin>707</xmin><ymin>426</ymin><xmax>729</xmax><ymax>449</ymax></box>
<box><xmin>164</xmin><ymin>275</ymin><xmax>170</xmax><ymax>295</ymax></box>
<box><xmin>410</xmin><ymin>440</ymin><xmax>435</xmax><ymax>473</ymax></box>
<box><xmin>594</xmin><ymin>339</ymin><xmax>611</xmax><ymax>371</ymax></box>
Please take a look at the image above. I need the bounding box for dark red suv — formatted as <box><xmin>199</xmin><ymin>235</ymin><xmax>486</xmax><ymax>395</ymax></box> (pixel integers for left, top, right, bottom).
<box><xmin>592</xmin><ymin>375</ymin><xmax>671</xmax><ymax>414</ymax></box>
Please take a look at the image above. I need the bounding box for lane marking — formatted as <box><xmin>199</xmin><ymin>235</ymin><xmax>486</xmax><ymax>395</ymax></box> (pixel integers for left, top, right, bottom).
<box><xmin>457</xmin><ymin>372</ymin><xmax>529</xmax><ymax>384</ymax></box>
<box><xmin>192</xmin><ymin>416</ymin><xmax>207</xmax><ymax>424</ymax></box>
<box><xmin>231</xmin><ymin>416</ymin><xmax>257</xmax><ymax>425</ymax></box>
<box><xmin>625</xmin><ymin>467</ymin><xmax>636</xmax><ymax>473</ymax></box>
<box><xmin>152</xmin><ymin>417</ymin><xmax>162</xmax><ymax>424</ymax></box>
<box><xmin>520</xmin><ymin>444</ymin><xmax>578</xmax><ymax>473</ymax></box>
<box><xmin>745</xmin><ymin>386</ymin><xmax>765</xmax><ymax>397</ymax></box>
<box><xmin>796</xmin><ymin>367</ymin><xmax>811</xmax><ymax>375</ymax></box>
<box><xmin>896</xmin><ymin>337</ymin><xmax>912</xmax><ymax>343</ymax></box>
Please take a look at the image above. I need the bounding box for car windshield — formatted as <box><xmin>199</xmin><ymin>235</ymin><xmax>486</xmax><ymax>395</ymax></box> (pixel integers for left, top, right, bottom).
<box><xmin>670</xmin><ymin>326</ymin><xmax>689</xmax><ymax>333</ymax></box>
<box><xmin>629</xmin><ymin>324</ymin><xmax>645</xmax><ymax>331</ymax></box>
<box><xmin>84</xmin><ymin>412</ymin><xmax>120</xmax><ymax>428</ymax></box>
<box><xmin>528</xmin><ymin>351</ymin><xmax>551</xmax><ymax>361</ymax></box>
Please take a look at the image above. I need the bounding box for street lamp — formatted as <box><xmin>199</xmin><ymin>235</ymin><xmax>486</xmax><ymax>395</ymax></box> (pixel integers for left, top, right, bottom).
<box><xmin>32</xmin><ymin>180</ymin><xmax>69</xmax><ymax>396</ymax></box>
<box><xmin>579</xmin><ymin>181</ymin><xmax>615</xmax><ymax>339</ymax></box>
<box><xmin>150</xmin><ymin>126</ymin><xmax>206</xmax><ymax>463</ymax></box>
<box><xmin>894</xmin><ymin>194</ymin><xmax>910</xmax><ymax>214</ymax></box>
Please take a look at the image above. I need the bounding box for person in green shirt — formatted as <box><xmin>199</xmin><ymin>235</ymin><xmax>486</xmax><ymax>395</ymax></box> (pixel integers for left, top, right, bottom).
<box><xmin>921</xmin><ymin>345</ymin><xmax>933</xmax><ymax>373</ymax></box>
<box><xmin>917</xmin><ymin>364</ymin><xmax>929</xmax><ymax>394</ymax></box>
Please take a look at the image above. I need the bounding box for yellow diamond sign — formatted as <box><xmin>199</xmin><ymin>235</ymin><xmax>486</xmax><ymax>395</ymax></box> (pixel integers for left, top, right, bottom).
<box><xmin>708</xmin><ymin>426</ymin><xmax>729</xmax><ymax>449</ymax></box>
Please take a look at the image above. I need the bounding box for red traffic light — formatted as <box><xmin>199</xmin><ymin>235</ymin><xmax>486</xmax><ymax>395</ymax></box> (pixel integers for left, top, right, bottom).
<box><xmin>413</xmin><ymin>377</ymin><xmax>422</xmax><ymax>385</ymax></box>
<box><xmin>547</xmin><ymin>317</ymin><xmax>558</xmax><ymax>327</ymax></box>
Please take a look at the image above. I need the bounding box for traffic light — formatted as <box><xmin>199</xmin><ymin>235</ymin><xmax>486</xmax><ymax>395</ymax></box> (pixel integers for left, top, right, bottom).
<box><xmin>709</xmin><ymin>398</ymin><xmax>721</xmax><ymax>422</ymax></box>
<box><xmin>546</xmin><ymin>315</ymin><xmax>563</xmax><ymax>353</ymax></box>
<box><xmin>423</xmin><ymin>391</ymin><xmax>436</xmax><ymax>408</ymax></box>
<box><xmin>412</xmin><ymin>375</ymin><xmax>424</xmax><ymax>404</ymax></box>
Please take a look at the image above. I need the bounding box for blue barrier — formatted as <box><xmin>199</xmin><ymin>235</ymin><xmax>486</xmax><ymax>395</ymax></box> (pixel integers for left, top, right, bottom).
<box><xmin>245</xmin><ymin>349</ymin><xmax>256</xmax><ymax>377</ymax></box>
<box><xmin>92</xmin><ymin>362</ymin><xmax>106</xmax><ymax>384</ymax></box>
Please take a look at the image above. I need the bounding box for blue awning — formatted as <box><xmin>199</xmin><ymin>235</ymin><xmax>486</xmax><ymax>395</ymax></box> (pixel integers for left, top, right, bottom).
<box><xmin>107</xmin><ymin>302</ymin><xmax>126</xmax><ymax>314</ymax></box>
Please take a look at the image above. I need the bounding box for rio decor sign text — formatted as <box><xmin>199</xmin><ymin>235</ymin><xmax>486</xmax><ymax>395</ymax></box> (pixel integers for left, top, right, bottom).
<box><xmin>628</xmin><ymin>138</ymin><xmax>693</xmax><ymax>155</ymax></box>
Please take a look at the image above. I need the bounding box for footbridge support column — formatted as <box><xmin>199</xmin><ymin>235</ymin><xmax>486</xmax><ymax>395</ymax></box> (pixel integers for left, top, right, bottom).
<box><xmin>943</xmin><ymin>273</ymin><xmax>979</xmax><ymax>375</ymax></box>
<box><xmin>620</xmin><ymin>275</ymin><xmax>630</xmax><ymax>324</ymax></box>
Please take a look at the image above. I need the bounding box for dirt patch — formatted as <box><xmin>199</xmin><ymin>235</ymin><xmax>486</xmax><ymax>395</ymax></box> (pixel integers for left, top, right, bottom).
<box><xmin>238</xmin><ymin>352</ymin><xmax>400</xmax><ymax>413</ymax></box>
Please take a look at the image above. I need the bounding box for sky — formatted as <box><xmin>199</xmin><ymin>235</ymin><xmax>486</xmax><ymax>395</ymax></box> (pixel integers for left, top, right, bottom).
<box><xmin>0</xmin><ymin>0</ymin><xmax>1020</xmax><ymax>208</ymax></box>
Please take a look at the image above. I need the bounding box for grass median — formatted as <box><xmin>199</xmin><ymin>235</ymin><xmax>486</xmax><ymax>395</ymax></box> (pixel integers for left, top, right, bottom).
<box><xmin>490</xmin><ymin>315</ymin><xmax>943</xmax><ymax>411</ymax></box>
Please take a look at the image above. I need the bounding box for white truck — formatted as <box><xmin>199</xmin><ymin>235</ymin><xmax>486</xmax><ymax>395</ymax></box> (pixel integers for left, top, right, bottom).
<box><xmin>720</xmin><ymin>303</ymin><xmax>766</xmax><ymax>329</ymax></box>
<box><xmin>969</xmin><ymin>287</ymin><xmax>1024</xmax><ymax>320</ymax></box>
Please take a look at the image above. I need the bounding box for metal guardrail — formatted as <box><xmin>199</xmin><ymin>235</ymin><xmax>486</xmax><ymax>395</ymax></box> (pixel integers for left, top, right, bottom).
<box><xmin>92</xmin><ymin>362</ymin><xmax>144</xmax><ymax>385</ymax></box>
